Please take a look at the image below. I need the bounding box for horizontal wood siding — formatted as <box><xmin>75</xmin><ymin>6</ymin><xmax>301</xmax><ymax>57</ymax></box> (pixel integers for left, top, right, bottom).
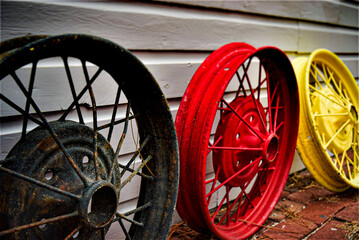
<box><xmin>1</xmin><ymin>0</ymin><xmax>358</xmax><ymax>237</ymax></box>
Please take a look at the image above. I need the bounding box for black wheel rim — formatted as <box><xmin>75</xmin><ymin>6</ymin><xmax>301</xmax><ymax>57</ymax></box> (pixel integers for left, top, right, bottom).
<box><xmin>0</xmin><ymin>34</ymin><xmax>178</xmax><ymax>240</ymax></box>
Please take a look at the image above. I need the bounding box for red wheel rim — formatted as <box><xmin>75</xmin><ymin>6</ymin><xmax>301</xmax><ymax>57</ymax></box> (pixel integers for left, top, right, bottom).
<box><xmin>176</xmin><ymin>43</ymin><xmax>299</xmax><ymax>239</ymax></box>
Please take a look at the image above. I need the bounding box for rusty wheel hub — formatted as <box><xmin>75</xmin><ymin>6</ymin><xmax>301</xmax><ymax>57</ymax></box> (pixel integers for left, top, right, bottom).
<box><xmin>1</xmin><ymin>120</ymin><xmax>119</xmax><ymax>239</ymax></box>
<box><xmin>79</xmin><ymin>181</ymin><xmax>118</xmax><ymax>229</ymax></box>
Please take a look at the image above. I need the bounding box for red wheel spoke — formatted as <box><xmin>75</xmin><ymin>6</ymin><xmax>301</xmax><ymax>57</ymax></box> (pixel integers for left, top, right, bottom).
<box><xmin>211</xmin><ymin>191</ymin><xmax>228</xmax><ymax>221</ymax></box>
<box><xmin>218</xmin><ymin>186</ymin><xmax>246</xmax><ymax>225</ymax></box>
<box><xmin>208</xmin><ymin>146</ymin><xmax>263</xmax><ymax>151</ymax></box>
<box><xmin>205</xmin><ymin>157</ymin><xmax>261</xmax><ymax>198</ymax></box>
<box><xmin>207</xmin><ymin>167</ymin><xmax>221</xmax><ymax>204</ymax></box>
<box><xmin>235</xmin><ymin>71</ymin><xmax>247</xmax><ymax>97</ymax></box>
<box><xmin>273</xmin><ymin>94</ymin><xmax>281</xmax><ymax>133</ymax></box>
<box><xmin>221</xmin><ymin>98</ymin><xmax>265</xmax><ymax>141</ymax></box>
<box><xmin>208</xmin><ymin>135</ymin><xmax>223</xmax><ymax>155</ymax></box>
<box><xmin>242</xmin><ymin>61</ymin><xmax>268</xmax><ymax>133</ymax></box>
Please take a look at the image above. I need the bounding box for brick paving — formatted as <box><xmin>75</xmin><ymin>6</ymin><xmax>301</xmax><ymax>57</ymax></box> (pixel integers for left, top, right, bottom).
<box><xmin>168</xmin><ymin>169</ymin><xmax>359</xmax><ymax>240</ymax></box>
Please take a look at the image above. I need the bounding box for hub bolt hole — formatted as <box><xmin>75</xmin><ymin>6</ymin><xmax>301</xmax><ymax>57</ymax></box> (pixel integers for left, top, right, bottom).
<box><xmin>44</xmin><ymin>170</ymin><xmax>53</xmax><ymax>181</ymax></box>
<box><xmin>73</xmin><ymin>231</ymin><xmax>80</xmax><ymax>239</ymax></box>
<box><xmin>250</xmin><ymin>116</ymin><xmax>254</xmax><ymax>122</ymax></box>
<box><xmin>39</xmin><ymin>219</ymin><xmax>46</xmax><ymax>230</ymax></box>
<box><xmin>82</xmin><ymin>156</ymin><xmax>89</xmax><ymax>166</ymax></box>
<box><xmin>236</xmin><ymin>133</ymin><xmax>240</xmax><ymax>140</ymax></box>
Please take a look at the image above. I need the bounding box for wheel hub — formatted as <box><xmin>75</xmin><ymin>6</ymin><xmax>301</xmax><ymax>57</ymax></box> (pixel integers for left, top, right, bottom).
<box><xmin>311</xmin><ymin>87</ymin><xmax>354</xmax><ymax>152</ymax></box>
<box><xmin>263</xmin><ymin>134</ymin><xmax>279</xmax><ymax>164</ymax></box>
<box><xmin>1</xmin><ymin>120</ymin><xmax>120</xmax><ymax>238</ymax></box>
<box><xmin>79</xmin><ymin>181</ymin><xmax>118</xmax><ymax>229</ymax></box>
<box><xmin>213</xmin><ymin>96</ymin><xmax>267</xmax><ymax>187</ymax></box>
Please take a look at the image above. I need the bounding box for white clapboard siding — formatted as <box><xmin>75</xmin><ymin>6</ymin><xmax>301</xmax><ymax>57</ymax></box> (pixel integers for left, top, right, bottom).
<box><xmin>1</xmin><ymin>0</ymin><xmax>358</xmax><ymax>236</ymax></box>
<box><xmin>155</xmin><ymin>0</ymin><xmax>359</xmax><ymax>28</ymax></box>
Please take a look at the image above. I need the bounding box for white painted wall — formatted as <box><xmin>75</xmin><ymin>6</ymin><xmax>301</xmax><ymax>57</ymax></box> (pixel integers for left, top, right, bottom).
<box><xmin>1</xmin><ymin>0</ymin><xmax>358</xmax><ymax>238</ymax></box>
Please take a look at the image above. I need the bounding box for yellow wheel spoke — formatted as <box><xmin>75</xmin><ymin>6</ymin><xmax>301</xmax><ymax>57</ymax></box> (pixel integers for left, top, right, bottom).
<box><xmin>325</xmin><ymin>66</ymin><xmax>349</xmax><ymax>104</ymax></box>
<box><xmin>309</xmin><ymin>68</ymin><xmax>324</xmax><ymax>90</ymax></box>
<box><xmin>309</xmin><ymin>86</ymin><xmax>346</xmax><ymax>109</ymax></box>
<box><xmin>324</xmin><ymin>119</ymin><xmax>350</xmax><ymax>149</ymax></box>
<box><xmin>314</xmin><ymin>63</ymin><xmax>349</xmax><ymax>104</ymax></box>
<box><xmin>339</xmin><ymin>150</ymin><xmax>346</xmax><ymax>173</ymax></box>
<box><xmin>314</xmin><ymin>113</ymin><xmax>348</xmax><ymax>117</ymax></box>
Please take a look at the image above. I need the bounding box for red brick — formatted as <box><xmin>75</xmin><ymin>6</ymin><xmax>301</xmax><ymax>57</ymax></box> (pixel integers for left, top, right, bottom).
<box><xmin>274</xmin><ymin>199</ymin><xmax>305</xmax><ymax>214</ymax></box>
<box><xmin>335</xmin><ymin>202</ymin><xmax>359</xmax><ymax>222</ymax></box>
<box><xmin>287</xmin><ymin>189</ymin><xmax>315</xmax><ymax>204</ymax></box>
<box><xmin>263</xmin><ymin>218</ymin><xmax>318</xmax><ymax>239</ymax></box>
<box><xmin>306</xmin><ymin>186</ymin><xmax>336</xmax><ymax>200</ymax></box>
<box><xmin>298</xmin><ymin>200</ymin><xmax>344</xmax><ymax>225</ymax></box>
<box><xmin>280</xmin><ymin>190</ymin><xmax>290</xmax><ymax>200</ymax></box>
<box><xmin>337</xmin><ymin>188</ymin><xmax>359</xmax><ymax>205</ymax></box>
<box><xmin>307</xmin><ymin>219</ymin><xmax>347</xmax><ymax>240</ymax></box>
<box><xmin>269</xmin><ymin>209</ymin><xmax>287</xmax><ymax>222</ymax></box>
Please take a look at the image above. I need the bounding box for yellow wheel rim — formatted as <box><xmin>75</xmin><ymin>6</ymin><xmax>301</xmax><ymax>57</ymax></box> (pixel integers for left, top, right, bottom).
<box><xmin>293</xmin><ymin>49</ymin><xmax>359</xmax><ymax>192</ymax></box>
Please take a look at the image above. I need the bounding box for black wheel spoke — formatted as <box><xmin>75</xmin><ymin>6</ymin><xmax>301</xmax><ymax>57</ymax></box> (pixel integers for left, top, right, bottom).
<box><xmin>0</xmin><ymin>93</ymin><xmax>43</xmax><ymax>126</ymax></box>
<box><xmin>22</xmin><ymin>61</ymin><xmax>37</xmax><ymax>138</ymax></box>
<box><xmin>118</xmin><ymin>218</ymin><xmax>132</xmax><ymax>240</ymax></box>
<box><xmin>82</xmin><ymin>60</ymin><xmax>100</xmax><ymax>181</ymax></box>
<box><xmin>108</xmin><ymin>86</ymin><xmax>121</xmax><ymax>142</ymax></box>
<box><xmin>118</xmin><ymin>155</ymin><xmax>153</xmax><ymax>191</ymax></box>
<box><xmin>9</xmin><ymin>71</ymin><xmax>90</xmax><ymax>186</ymax></box>
<box><xmin>116</xmin><ymin>213</ymin><xmax>144</xmax><ymax>227</ymax></box>
<box><xmin>0</xmin><ymin>166</ymin><xmax>81</xmax><ymax>200</ymax></box>
<box><xmin>120</xmin><ymin>135</ymin><xmax>151</xmax><ymax>178</ymax></box>
<box><xmin>60</xmin><ymin>67</ymin><xmax>103</xmax><ymax>121</ymax></box>
<box><xmin>108</xmin><ymin>102</ymin><xmax>131</xmax><ymax>180</ymax></box>
<box><xmin>0</xmin><ymin>211</ymin><xmax>78</xmax><ymax>237</ymax></box>
<box><xmin>63</xmin><ymin>56</ymin><xmax>84</xmax><ymax>124</ymax></box>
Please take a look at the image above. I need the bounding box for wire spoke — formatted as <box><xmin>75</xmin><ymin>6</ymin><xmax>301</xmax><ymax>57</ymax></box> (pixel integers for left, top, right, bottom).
<box><xmin>0</xmin><ymin>211</ymin><xmax>78</xmax><ymax>237</ymax></box>
<box><xmin>313</xmin><ymin>63</ymin><xmax>348</xmax><ymax>104</ymax></box>
<box><xmin>211</xmin><ymin>191</ymin><xmax>228</xmax><ymax>222</ymax></box>
<box><xmin>242</xmin><ymin>59</ymin><xmax>267</xmax><ymax>132</ymax></box>
<box><xmin>107</xmin><ymin>86</ymin><xmax>122</xmax><ymax>142</ymax></box>
<box><xmin>109</xmin><ymin>102</ymin><xmax>132</xmax><ymax>180</ymax></box>
<box><xmin>205</xmin><ymin>157</ymin><xmax>261</xmax><ymax>198</ymax></box>
<box><xmin>118</xmin><ymin>218</ymin><xmax>132</xmax><ymax>240</ymax></box>
<box><xmin>0</xmin><ymin>93</ymin><xmax>43</xmax><ymax>126</ymax></box>
<box><xmin>116</xmin><ymin>213</ymin><xmax>144</xmax><ymax>227</ymax></box>
<box><xmin>221</xmin><ymin>98</ymin><xmax>265</xmax><ymax>141</ymax></box>
<box><xmin>0</xmin><ymin>166</ymin><xmax>82</xmax><ymax>200</ymax></box>
<box><xmin>235</xmin><ymin>58</ymin><xmax>253</xmax><ymax>97</ymax></box>
<box><xmin>208</xmin><ymin>146</ymin><xmax>263</xmax><ymax>151</ymax></box>
<box><xmin>60</xmin><ymin>67</ymin><xmax>103</xmax><ymax>121</ymax></box>
<box><xmin>273</xmin><ymin>93</ymin><xmax>281</xmax><ymax>133</ymax></box>
<box><xmin>98</xmin><ymin>114</ymin><xmax>136</xmax><ymax>131</ymax></box>
<box><xmin>324</xmin><ymin>119</ymin><xmax>350</xmax><ymax>149</ymax></box>
<box><xmin>117</xmin><ymin>162</ymin><xmax>154</xmax><ymax>181</ymax></box>
<box><xmin>120</xmin><ymin>135</ymin><xmax>151</xmax><ymax>178</ymax></box>
<box><xmin>121</xmin><ymin>202</ymin><xmax>152</xmax><ymax>217</ymax></box>
<box><xmin>82</xmin><ymin>60</ymin><xmax>100</xmax><ymax>180</ymax></box>
<box><xmin>118</xmin><ymin>155</ymin><xmax>153</xmax><ymax>191</ymax></box>
<box><xmin>9</xmin><ymin>71</ymin><xmax>90</xmax><ymax>186</ymax></box>
<box><xmin>21</xmin><ymin>61</ymin><xmax>37</xmax><ymax>138</ymax></box>
<box><xmin>314</xmin><ymin>113</ymin><xmax>348</xmax><ymax>117</ymax></box>
<box><xmin>309</xmin><ymin>85</ymin><xmax>346</xmax><ymax>109</ymax></box>
<box><xmin>63</xmin><ymin>57</ymin><xmax>84</xmax><ymax>124</ymax></box>
<box><xmin>206</xmin><ymin>167</ymin><xmax>221</xmax><ymax>205</ymax></box>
